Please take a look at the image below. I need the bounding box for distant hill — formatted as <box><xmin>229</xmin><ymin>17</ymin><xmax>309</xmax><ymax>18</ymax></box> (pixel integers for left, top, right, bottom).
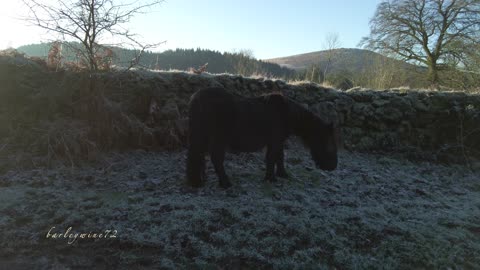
<box><xmin>17</xmin><ymin>43</ymin><xmax>295</xmax><ymax>78</ymax></box>
<box><xmin>265</xmin><ymin>48</ymin><xmax>420</xmax><ymax>72</ymax></box>
<box><xmin>16</xmin><ymin>44</ymin><xmax>427</xmax><ymax>88</ymax></box>
<box><xmin>266</xmin><ymin>48</ymin><xmax>429</xmax><ymax>89</ymax></box>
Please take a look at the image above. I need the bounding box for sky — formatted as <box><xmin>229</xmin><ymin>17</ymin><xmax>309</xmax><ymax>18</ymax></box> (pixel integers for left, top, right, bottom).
<box><xmin>0</xmin><ymin>0</ymin><xmax>382</xmax><ymax>59</ymax></box>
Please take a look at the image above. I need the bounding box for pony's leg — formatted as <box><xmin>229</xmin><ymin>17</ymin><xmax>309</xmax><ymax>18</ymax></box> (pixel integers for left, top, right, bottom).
<box><xmin>200</xmin><ymin>155</ymin><xmax>206</xmax><ymax>183</ymax></box>
<box><xmin>186</xmin><ymin>124</ymin><xmax>208</xmax><ymax>187</ymax></box>
<box><xmin>210</xmin><ymin>142</ymin><xmax>232</xmax><ymax>188</ymax></box>
<box><xmin>187</xmin><ymin>147</ymin><xmax>206</xmax><ymax>187</ymax></box>
<box><xmin>265</xmin><ymin>144</ymin><xmax>282</xmax><ymax>182</ymax></box>
<box><xmin>276</xmin><ymin>149</ymin><xmax>289</xmax><ymax>178</ymax></box>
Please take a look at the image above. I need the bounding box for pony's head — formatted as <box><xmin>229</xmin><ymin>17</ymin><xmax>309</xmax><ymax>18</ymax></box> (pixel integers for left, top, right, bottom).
<box><xmin>287</xmin><ymin>98</ymin><xmax>339</xmax><ymax>171</ymax></box>
<box><xmin>307</xmin><ymin>119</ymin><xmax>338</xmax><ymax>171</ymax></box>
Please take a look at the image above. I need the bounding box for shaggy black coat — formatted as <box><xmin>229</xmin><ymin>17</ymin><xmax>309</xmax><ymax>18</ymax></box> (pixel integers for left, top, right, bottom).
<box><xmin>186</xmin><ymin>87</ymin><xmax>337</xmax><ymax>188</ymax></box>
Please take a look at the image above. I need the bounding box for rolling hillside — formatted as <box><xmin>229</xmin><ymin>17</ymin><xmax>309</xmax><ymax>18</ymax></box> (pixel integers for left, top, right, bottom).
<box><xmin>17</xmin><ymin>43</ymin><xmax>476</xmax><ymax>89</ymax></box>
<box><xmin>266</xmin><ymin>48</ymin><xmax>429</xmax><ymax>89</ymax></box>
<box><xmin>265</xmin><ymin>48</ymin><xmax>420</xmax><ymax>72</ymax></box>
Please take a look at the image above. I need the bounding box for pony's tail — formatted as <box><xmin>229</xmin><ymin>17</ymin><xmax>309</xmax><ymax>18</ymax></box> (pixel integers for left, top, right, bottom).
<box><xmin>186</xmin><ymin>102</ymin><xmax>207</xmax><ymax>187</ymax></box>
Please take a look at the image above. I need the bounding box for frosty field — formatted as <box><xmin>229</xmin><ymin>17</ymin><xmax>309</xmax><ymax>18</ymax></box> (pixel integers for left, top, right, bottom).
<box><xmin>1</xmin><ymin>142</ymin><xmax>479</xmax><ymax>269</ymax></box>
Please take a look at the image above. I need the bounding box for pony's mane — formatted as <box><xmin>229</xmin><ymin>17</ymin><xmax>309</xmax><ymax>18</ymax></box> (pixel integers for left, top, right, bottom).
<box><xmin>286</xmin><ymin>98</ymin><xmax>332</xmax><ymax>146</ymax></box>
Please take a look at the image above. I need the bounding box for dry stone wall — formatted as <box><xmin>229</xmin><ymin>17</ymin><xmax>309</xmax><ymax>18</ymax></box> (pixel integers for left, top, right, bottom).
<box><xmin>130</xmin><ymin>73</ymin><xmax>480</xmax><ymax>160</ymax></box>
<box><xmin>2</xmin><ymin>51</ymin><xmax>479</xmax><ymax>161</ymax></box>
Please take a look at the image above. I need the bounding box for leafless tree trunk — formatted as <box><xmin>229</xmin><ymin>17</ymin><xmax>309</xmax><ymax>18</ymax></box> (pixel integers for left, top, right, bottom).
<box><xmin>322</xmin><ymin>32</ymin><xmax>341</xmax><ymax>83</ymax></box>
<box><xmin>360</xmin><ymin>0</ymin><xmax>480</xmax><ymax>89</ymax></box>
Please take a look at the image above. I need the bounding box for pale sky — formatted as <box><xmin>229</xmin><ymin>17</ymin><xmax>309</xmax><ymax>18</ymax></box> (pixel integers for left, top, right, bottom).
<box><xmin>0</xmin><ymin>0</ymin><xmax>381</xmax><ymax>59</ymax></box>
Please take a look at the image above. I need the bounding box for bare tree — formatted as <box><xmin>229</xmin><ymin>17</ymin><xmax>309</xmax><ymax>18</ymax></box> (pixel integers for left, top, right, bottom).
<box><xmin>23</xmin><ymin>0</ymin><xmax>165</xmax><ymax>71</ymax></box>
<box><xmin>232</xmin><ymin>48</ymin><xmax>255</xmax><ymax>75</ymax></box>
<box><xmin>322</xmin><ymin>32</ymin><xmax>341</xmax><ymax>83</ymax></box>
<box><xmin>360</xmin><ymin>0</ymin><xmax>480</xmax><ymax>88</ymax></box>
<box><xmin>236</xmin><ymin>49</ymin><xmax>255</xmax><ymax>59</ymax></box>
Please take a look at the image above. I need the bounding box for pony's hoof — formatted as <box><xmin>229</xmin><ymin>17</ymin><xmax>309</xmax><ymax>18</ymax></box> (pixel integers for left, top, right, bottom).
<box><xmin>276</xmin><ymin>170</ymin><xmax>289</xmax><ymax>178</ymax></box>
<box><xmin>219</xmin><ymin>180</ymin><xmax>232</xmax><ymax>189</ymax></box>
<box><xmin>264</xmin><ymin>176</ymin><xmax>277</xmax><ymax>183</ymax></box>
<box><xmin>187</xmin><ymin>179</ymin><xmax>205</xmax><ymax>188</ymax></box>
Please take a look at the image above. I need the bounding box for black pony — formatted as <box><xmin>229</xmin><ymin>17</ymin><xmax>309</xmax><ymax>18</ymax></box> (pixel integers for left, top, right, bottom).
<box><xmin>186</xmin><ymin>87</ymin><xmax>337</xmax><ymax>188</ymax></box>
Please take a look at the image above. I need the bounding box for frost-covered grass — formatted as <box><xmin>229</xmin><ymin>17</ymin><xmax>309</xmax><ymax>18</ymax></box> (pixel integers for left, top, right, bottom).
<box><xmin>1</xmin><ymin>142</ymin><xmax>479</xmax><ymax>269</ymax></box>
